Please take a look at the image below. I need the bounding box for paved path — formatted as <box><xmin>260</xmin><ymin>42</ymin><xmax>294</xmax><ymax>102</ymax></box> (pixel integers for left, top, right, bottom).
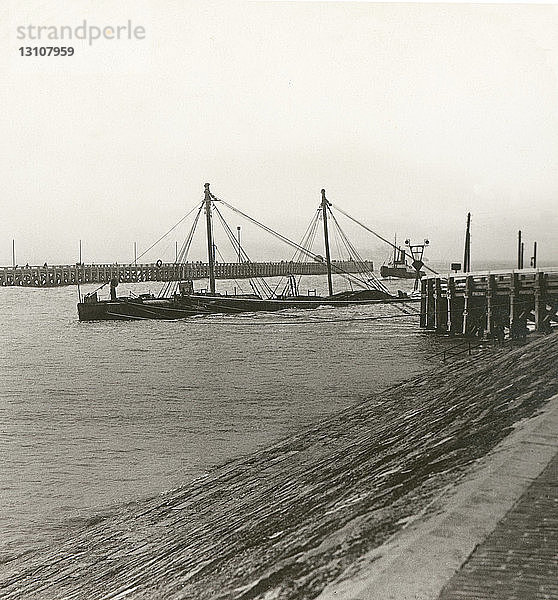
<box><xmin>439</xmin><ymin>452</ymin><xmax>558</xmax><ymax>600</ymax></box>
<box><xmin>318</xmin><ymin>393</ymin><xmax>558</xmax><ymax>600</ymax></box>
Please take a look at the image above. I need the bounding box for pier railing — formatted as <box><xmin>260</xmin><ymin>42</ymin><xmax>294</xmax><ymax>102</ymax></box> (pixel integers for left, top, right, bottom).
<box><xmin>420</xmin><ymin>268</ymin><xmax>558</xmax><ymax>337</ymax></box>
<box><xmin>0</xmin><ymin>260</ymin><xmax>374</xmax><ymax>288</ymax></box>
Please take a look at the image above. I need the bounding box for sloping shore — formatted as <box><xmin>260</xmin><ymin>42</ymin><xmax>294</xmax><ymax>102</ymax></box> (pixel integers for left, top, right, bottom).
<box><xmin>318</xmin><ymin>390</ymin><xmax>558</xmax><ymax>599</ymax></box>
<box><xmin>1</xmin><ymin>334</ymin><xmax>558</xmax><ymax>600</ymax></box>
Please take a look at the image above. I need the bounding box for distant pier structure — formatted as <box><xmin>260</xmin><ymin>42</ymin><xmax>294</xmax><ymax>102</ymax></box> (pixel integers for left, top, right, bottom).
<box><xmin>0</xmin><ymin>260</ymin><xmax>373</xmax><ymax>288</ymax></box>
<box><xmin>420</xmin><ymin>269</ymin><xmax>558</xmax><ymax>337</ymax></box>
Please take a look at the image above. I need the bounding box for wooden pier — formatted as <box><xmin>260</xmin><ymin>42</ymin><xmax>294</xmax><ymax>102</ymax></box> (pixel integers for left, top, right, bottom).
<box><xmin>420</xmin><ymin>268</ymin><xmax>558</xmax><ymax>337</ymax></box>
<box><xmin>0</xmin><ymin>260</ymin><xmax>373</xmax><ymax>288</ymax></box>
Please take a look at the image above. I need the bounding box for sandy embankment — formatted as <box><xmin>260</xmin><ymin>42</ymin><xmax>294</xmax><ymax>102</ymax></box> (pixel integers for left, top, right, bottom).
<box><xmin>1</xmin><ymin>334</ymin><xmax>557</xmax><ymax>600</ymax></box>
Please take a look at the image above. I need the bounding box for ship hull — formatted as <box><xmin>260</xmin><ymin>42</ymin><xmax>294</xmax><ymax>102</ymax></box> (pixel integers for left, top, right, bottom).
<box><xmin>77</xmin><ymin>298</ymin><xmax>206</xmax><ymax>321</ymax></box>
<box><xmin>77</xmin><ymin>290</ymin><xmax>413</xmax><ymax>322</ymax></box>
<box><xmin>380</xmin><ymin>265</ymin><xmax>424</xmax><ymax>279</ymax></box>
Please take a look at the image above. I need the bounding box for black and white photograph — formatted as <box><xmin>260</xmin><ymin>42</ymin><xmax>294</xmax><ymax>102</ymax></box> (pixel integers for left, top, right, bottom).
<box><xmin>1</xmin><ymin>1</ymin><xmax>557</xmax><ymax>598</ymax></box>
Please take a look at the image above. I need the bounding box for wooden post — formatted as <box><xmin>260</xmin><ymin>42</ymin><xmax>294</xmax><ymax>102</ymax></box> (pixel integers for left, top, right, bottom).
<box><xmin>447</xmin><ymin>276</ymin><xmax>457</xmax><ymax>334</ymax></box>
<box><xmin>435</xmin><ymin>277</ymin><xmax>448</xmax><ymax>332</ymax></box>
<box><xmin>426</xmin><ymin>278</ymin><xmax>436</xmax><ymax>329</ymax></box>
<box><xmin>531</xmin><ymin>241</ymin><xmax>537</xmax><ymax>268</ymax></box>
<box><xmin>462</xmin><ymin>275</ymin><xmax>474</xmax><ymax>336</ymax></box>
<box><xmin>534</xmin><ymin>270</ymin><xmax>547</xmax><ymax>331</ymax></box>
<box><xmin>463</xmin><ymin>213</ymin><xmax>471</xmax><ymax>272</ymax></box>
<box><xmin>420</xmin><ymin>278</ymin><xmax>427</xmax><ymax>328</ymax></box>
<box><xmin>486</xmin><ymin>274</ymin><xmax>496</xmax><ymax>337</ymax></box>
<box><xmin>509</xmin><ymin>272</ymin><xmax>520</xmax><ymax>324</ymax></box>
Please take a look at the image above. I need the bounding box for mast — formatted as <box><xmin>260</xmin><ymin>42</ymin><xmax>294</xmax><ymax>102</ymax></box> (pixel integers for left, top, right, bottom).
<box><xmin>237</xmin><ymin>226</ymin><xmax>241</xmax><ymax>263</ymax></box>
<box><xmin>463</xmin><ymin>212</ymin><xmax>471</xmax><ymax>273</ymax></box>
<box><xmin>204</xmin><ymin>183</ymin><xmax>216</xmax><ymax>294</ymax></box>
<box><xmin>320</xmin><ymin>189</ymin><xmax>333</xmax><ymax>296</ymax></box>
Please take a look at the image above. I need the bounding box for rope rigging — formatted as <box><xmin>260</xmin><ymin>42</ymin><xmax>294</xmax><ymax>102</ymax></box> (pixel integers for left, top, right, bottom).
<box><xmin>325</xmin><ymin>207</ymin><xmax>390</xmax><ymax>294</ymax></box>
<box><xmin>135</xmin><ymin>201</ymin><xmax>203</xmax><ymax>264</ymax></box>
<box><xmin>330</xmin><ymin>201</ymin><xmax>439</xmax><ymax>276</ymax></box>
<box><xmin>212</xmin><ymin>194</ymin><xmax>323</xmax><ymax>263</ymax></box>
<box><xmin>213</xmin><ymin>193</ymin><xmax>393</xmax><ymax>294</ymax></box>
<box><xmin>158</xmin><ymin>201</ymin><xmax>204</xmax><ymax>298</ymax></box>
<box><xmin>133</xmin><ymin>186</ymin><xmax>430</xmax><ymax>305</ymax></box>
<box><xmin>212</xmin><ymin>204</ymin><xmax>275</xmax><ymax>298</ymax></box>
<box><xmin>270</xmin><ymin>208</ymin><xmax>322</xmax><ymax>298</ymax></box>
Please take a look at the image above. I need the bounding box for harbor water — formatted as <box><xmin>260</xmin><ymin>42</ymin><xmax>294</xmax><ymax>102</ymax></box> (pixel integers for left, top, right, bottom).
<box><xmin>0</xmin><ymin>275</ymin><xmax>449</xmax><ymax>561</ymax></box>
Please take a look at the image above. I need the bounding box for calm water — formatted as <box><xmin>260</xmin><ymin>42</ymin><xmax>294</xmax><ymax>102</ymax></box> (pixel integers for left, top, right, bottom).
<box><xmin>0</xmin><ymin>276</ymin><xmax>447</xmax><ymax>560</ymax></box>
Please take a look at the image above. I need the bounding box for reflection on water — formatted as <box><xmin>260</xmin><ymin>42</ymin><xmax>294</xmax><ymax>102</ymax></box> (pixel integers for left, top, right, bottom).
<box><xmin>0</xmin><ymin>276</ymin><xmax>448</xmax><ymax>558</ymax></box>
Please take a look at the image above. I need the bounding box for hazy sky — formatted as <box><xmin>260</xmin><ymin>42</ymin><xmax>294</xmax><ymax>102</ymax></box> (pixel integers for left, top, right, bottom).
<box><xmin>2</xmin><ymin>1</ymin><xmax>558</xmax><ymax>268</ymax></box>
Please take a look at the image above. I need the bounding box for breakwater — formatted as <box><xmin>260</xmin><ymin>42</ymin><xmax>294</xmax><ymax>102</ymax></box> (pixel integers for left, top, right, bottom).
<box><xmin>0</xmin><ymin>260</ymin><xmax>373</xmax><ymax>287</ymax></box>
<box><xmin>1</xmin><ymin>333</ymin><xmax>557</xmax><ymax>599</ymax></box>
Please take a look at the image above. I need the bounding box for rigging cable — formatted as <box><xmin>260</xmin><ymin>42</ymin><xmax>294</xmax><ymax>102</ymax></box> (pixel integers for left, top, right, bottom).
<box><xmin>328</xmin><ymin>208</ymin><xmax>371</xmax><ymax>278</ymax></box>
<box><xmin>212</xmin><ymin>204</ymin><xmax>275</xmax><ymax>298</ymax></box>
<box><xmin>270</xmin><ymin>208</ymin><xmax>322</xmax><ymax>297</ymax></box>
<box><xmin>135</xmin><ymin>200</ymin><xmax>204</xmax><ymax>263</ymax></box>
<box><xmin>159</xmin><ymin>202</ymin><xmax>204</xmax><ymax>298</ymax></box>
<box><xmin>213</xmin><ymin>194</ymin><xmax>323</xmax><ymax>262</ymax></box>
<box><xmin>214</xmin><ymin>194</ymin><xmax>386</xmax><ymax>292</ymax></box>
<box><xmin>326</xmin><ymin>209</ymin><xmax>374</xmax><ymax>289</ymax></box>
<box><xmin>294</xmin><ymin>210</ymin><xmax>321</xmax><ymax>292</ymax></box>
<box><xmin>330</xmin><ymin>202</ymin><xmax>439</xmax><ymax>276</ymax></box>
<box><xmin>327</xmin><ymin>207</ymin><xmax>390</xmax><ymax>294</ymax></box>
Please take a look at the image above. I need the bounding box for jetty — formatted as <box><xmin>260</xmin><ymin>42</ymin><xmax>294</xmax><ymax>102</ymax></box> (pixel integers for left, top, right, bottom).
<box><xmin>1</xmin><ymin>333</ymin><xmax>557</xmax><ymax>599</ymax></box>
<box><xmin>420</xmin><ymin>267</ymin><xmax>558</xmax><ymax>337</ymax></box>
<box><xmin>0</xmin><ymin>259</ymin><xmax>373</xmax><ymax>288</ymax></box>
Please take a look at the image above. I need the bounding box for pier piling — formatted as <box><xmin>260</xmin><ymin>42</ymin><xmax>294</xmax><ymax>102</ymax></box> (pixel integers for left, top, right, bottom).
<box><xmin>420</xmin><ymin>268</ymin><xmax>558</xmax><ymax>338</ymax></box>
<box><xmin>0</xmin><ymin>260</ymin><xmax>373</xmax><ymax>288</ymax></box>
